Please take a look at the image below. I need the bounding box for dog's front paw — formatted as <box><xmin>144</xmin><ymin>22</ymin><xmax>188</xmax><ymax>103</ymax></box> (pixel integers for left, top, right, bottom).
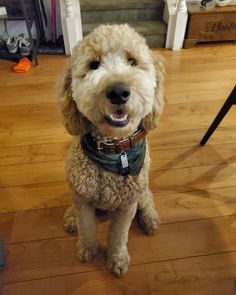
<box><xmin>138</xmin><ymin>208</ymin><xmax>161</xmax><ymax>235</ymax></box>
<box><xmin>107</xmin><ymin>250</ymin><xmax>130</xmax><ymax>278</ymax></box>
<box><xmin>77</xmin><ymin>243</ymin><xmax>99</xmax><ymax>263</ymax></box>
<box><xmin>64</xmin><ymin>206</ymin><xmax>77</xmax><ymax>233</ymax></box>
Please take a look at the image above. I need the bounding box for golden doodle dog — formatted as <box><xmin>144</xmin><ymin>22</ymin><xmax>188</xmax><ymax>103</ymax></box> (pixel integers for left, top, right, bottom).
<box><xmin>59</xmin><ymin>24</ymin><xmax>164</xmax><ymax>278</ymax></box>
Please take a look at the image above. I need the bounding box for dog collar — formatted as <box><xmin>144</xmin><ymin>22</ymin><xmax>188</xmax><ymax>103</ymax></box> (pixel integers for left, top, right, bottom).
<box><xmin>94</xmin><ymin>129</ymin><xmax>146</xmax><ymax>154</ymax></box>
<box><xmin>80</xmin><ymin>129</ymin><xmax>146</xmax><ymax>176</ymax></box>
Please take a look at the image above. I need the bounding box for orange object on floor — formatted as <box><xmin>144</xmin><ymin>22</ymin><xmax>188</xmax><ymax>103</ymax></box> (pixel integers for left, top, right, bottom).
<box><xmin>13</xmin><ymin>57</ymin><xmax>32</xmax><ymax>73</ymax></box>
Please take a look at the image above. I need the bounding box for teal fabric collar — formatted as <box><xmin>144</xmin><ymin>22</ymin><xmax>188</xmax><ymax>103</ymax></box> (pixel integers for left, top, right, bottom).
<box><xmin>81</xmin><ymin>133</ymin><xmax>146</xmax><ymax>176</ymax></box>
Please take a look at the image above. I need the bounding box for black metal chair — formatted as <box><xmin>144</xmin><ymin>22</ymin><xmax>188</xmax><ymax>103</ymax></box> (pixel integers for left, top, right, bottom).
<box><xmin>200</xmin><ymin>84</ymin><xmax>236</xmax><ymax>145</ymax></box>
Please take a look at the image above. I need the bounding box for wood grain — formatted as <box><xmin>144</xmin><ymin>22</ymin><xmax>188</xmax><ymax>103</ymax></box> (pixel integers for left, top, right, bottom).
<box><xmin>150</xmin><ymin>143</ymin><xmax>236</xmax><ymax>170</ymax></box>
<box><xmin>0</xmin><ymin>103</ymin><xmax>61</xmax><ymax>131</ymax></box>
<box><xmin>1</xmin><ymin>139</ymin><xmax>236</xmax><ymax>172</ymax></box>
<box><xmin>150</xmin><ymin>162</ymin><xmax>236</xmax><ymax>195</ymax></box>
<box><xmin>0</xmin><ymin>127</ymin><xmax>71</xmax><ymax>147</ymax></box>
<box><xmin>0</xmin><ymin>182</ymin><xmax>70</xmax><ymax>212</ymax></box>
<box><xmin>3</xmin><ymin>215</ymin><xmax>236</xmax><ymax>283</ymax></box>
<box><xmin>1</xmin><ymin>126</ymin><xmax>235</xmax><ymax>150</ymax></box>
<box><xmin>1</xmin><ymin>159</ymin><xmax>236</xmax><ymax>214</ymax></box>
<box><xmin>149</xmin><ymin>128</ymin><xmax>236</xmax><ymax>151</ymax></box>
<box><xmin>1</xmin><ymin>99</ymin><xmax>236</xmax><ymax>133</ymax></box>
<box><xmin>159</xmin><ymin>109</ymin><xmax>236</xmax><ymax>132</ymax></box>
<box><xmin>1</xmin><ymin>158</ymin><xmax>236</xmax><ymax>193</ymax></box>
<box><xmin>0</xmin><ymin>84</ymin><xmax>57</xmax><ymax>107</ymax></box>
<box><xmin>3</xmin><ymin>252</ymin><xmax>236</xmax><ymax>295</ymax></box>
<box><xmin>0</xmin><ymin>184</ymin><xmax>235</xmax><ymax>243</ymax></box>
<box><xmin>0</xmin><ymin>142</ymin><xmax>70</xmax><ymax>166</ymax></box>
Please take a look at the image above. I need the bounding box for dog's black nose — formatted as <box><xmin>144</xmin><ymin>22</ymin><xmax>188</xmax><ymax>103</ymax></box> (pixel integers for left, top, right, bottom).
<box><xmin>106</xmin><ymin>83</ymin><xmax>130</xmax><ymax>104</ymax></box>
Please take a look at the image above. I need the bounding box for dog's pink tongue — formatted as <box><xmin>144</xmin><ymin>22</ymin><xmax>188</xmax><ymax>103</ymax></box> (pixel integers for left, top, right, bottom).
<box><xmin>112</xmin><ymin>110</ymin><xmax>126</xmax><ymax>119</ymax></box>
<box><xmin>113</xmin><ymin>112</ymin><xmax>125</xmax><ymax>119</ymax></box>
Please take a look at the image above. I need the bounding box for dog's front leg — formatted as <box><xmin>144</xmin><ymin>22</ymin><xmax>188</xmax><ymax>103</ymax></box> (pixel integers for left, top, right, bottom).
<box><xmin>107</xmin><ymin>202</ymin><xmax>137</xmax><ymax>278</ymax></box>
<box><xmin>73</xmin><ymin>195</ymin><xmax>98</xmax><ymax>263</ymax></box>
<box><xmin>137</xmin><ymin>188</ymin><xmax>161</xmax><ymax>235</ymax></box>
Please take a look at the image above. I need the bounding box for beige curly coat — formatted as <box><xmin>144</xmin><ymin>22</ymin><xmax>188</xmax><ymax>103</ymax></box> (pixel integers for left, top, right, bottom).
<box><xmin>58</xmin><ymin>24</ymin><xmax>164</xmax><ymax>278</ymax></box>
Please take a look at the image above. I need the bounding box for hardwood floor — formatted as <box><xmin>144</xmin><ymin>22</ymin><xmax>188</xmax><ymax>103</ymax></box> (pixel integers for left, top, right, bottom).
<box><xmin>0</xmin><ymin>44</ymin><xmax>236</xmax><ymax>294</ymax></box>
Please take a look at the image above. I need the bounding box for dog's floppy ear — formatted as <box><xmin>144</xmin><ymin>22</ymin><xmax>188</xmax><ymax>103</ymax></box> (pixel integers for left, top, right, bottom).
<box><xmin>141</xmin><ymin>52</ymin><xmax>165</xmax><ymax>131</ymax></box>
<box><xmin>58</xmin><ymin>63</ymin><xmax>84</xmax><ymax>135</ymax></box>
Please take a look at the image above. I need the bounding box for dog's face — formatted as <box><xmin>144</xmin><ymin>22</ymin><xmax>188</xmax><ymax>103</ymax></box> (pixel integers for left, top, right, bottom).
<box><xmin>60</xmin><ymin>24</ymin><xmax>164</xmax><ymax>138</ymax></box>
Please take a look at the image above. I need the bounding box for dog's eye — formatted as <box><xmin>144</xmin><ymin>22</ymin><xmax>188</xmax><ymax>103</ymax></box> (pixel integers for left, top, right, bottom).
<box><xmin>128</xmin><ymin>58</ymin><xmax>137</xmax><ymax>66</ymax></box>
<box><xmin>89</xmin><ymin>60</ymin><xmax>100</xmax><ymax>70</ymax></box>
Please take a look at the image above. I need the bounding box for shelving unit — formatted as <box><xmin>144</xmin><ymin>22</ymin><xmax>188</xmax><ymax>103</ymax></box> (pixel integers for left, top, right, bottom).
<box><xmin>0</xmin><ymin>0</ymin><xmax>39</xmax><ymax>65</ymax></box>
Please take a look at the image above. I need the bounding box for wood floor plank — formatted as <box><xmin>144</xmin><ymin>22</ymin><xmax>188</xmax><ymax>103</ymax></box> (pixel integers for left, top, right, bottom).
<box><xmin>162</xmin><ymin>45</ymin><xmax>236</xmax><ymax>105</ymax></box>
<box><xmin>3</xmin><ymin>252</ymin><xmax>236</xmax><ymax>295</ymax></box>
<box><xmin>149</xmin><ymin>127</ymin><xmax>236</xmax><ymax>150</ymax></box>
<box><xmin>0</xmin><ymin>99</ymin><xmax>224</xmax><ymax>131</ymax></box>
<box><xmin>0</xmin><ymin>104</ymin><xmax>61</xmax><ymax>131</ymax></box>
<box><xmin>0</xmin><ymin>185</ymin><xmax>235</xmax><ymax>243</ymax></box>
<box><xmin>0</xmin><ymin>140</ymin><xmax>235</xmax><ymax>170</ymax></box>
<box><xmin>0</xmin><ymin>100</ymin><xmax>235</xmax><ymax>133</ymax></box>
<box><xmin>0</xmin><ymin>161</ymin><xmax>65</xmax><ymax>187</ymax></box>
<box><xmin>2</xmin><ymin>215</ymin><xmax>235</xmax><ymax>283</ymax></box>
<box><xmin>1</xmin><ymin>158</ymin><xmax>236</xmax><ymax>212</ymax></box>
<box><xmin>159</xmin><ymin>108</ymin><xmax>236</xmax><ymax>132</ymax></box>
<box><xmin>150</xmin><ymin>162</ymin><xmax>236</xmax><ymax>195</ymax></box>
<box><xmin>0</xmin><ymin>212</ymin><xmax>15</xmax><ymax>242</ymax></box>
<box><xmin>1</xmin><ymin>156</ymin><xmax>236</xmax><ymax>192</ymax></box>
<box><xmin>154</xmin><ymin>278</ymin><xmax>236</xmax><ymax>295</ymax></box>
<box><xmin>1</xmin><ymin>207</ymin><xmax>70</xmax><ymax>243</ymax></box>
<box><xmin>0</xmin><ymin>182</ymin><xmax>69</xmax><ymax>213</ymax></box>
<box><xmin>0</xmin><ymin>207</ymin><xmax>110</xmax><ymax>244</ymax></box>
<box><xmin>0</xmin><ymin>56</ymin><xmax>67</xmax><ymax>86</ymax></box>
<box><xmin>0</xmin><ymin>127</ymin><xmax>71</xmax><ymax>147</ymax></box>
<box><xmin>156</xmin><ymin>186</ymin><xmax>236</xmax><ymax>223</ymax></box>
<box><xmin>150</xmin><ymin>142</ymin><xmax>236</xmax><ymax>170</ymax></box>
<box><xmin>158</xmin><ymin>43</ymin><xmax>235</xmax><ymax>58</ymax></box>
<box><xmin>162</xmin><ymin>99</ymin><xmax>225</xmax><ymax>116</ymax></box>
<box><xmin>0</xmin><ymin>126</ymin><xmax>235</xmax><ymax>149</ymax></box>
<box><xmin>165</xmin><ymin>79</ymin><xmax>235</xmax><ymax>104</ymax></box>
<box><xmin>0</xmin><ymin>142</ymin><xmax>70</xmax><ymax>166</ymax></box>
<box><xmin>0</xmin><ymin>84</ymin><xmax>57</xmax><ymax>107</ymax></box>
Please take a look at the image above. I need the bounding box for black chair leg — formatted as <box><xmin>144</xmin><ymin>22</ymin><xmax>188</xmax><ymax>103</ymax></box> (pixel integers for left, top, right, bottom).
<box><xmin>21</xmin><ymin>0</ymin><xmax>39</xmax><ymax>65</ymax></box>
<box><xmin>200</xmin><ymin>85</ymin><xmax>236</xmax><ymax>145</ymax></box>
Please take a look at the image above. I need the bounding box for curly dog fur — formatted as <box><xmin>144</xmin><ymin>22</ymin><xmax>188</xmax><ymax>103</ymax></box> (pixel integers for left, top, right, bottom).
<box><xmin>58</xmin><ymin>24</ymin><xmax>164</xmax><ymax>278</ymax></box>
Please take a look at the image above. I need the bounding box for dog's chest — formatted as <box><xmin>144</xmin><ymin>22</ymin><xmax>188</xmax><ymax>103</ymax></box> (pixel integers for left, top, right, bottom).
<box><xmin>94</xmin><ymin>169</ymin><xmax>146</xmax><ymax>209</ymax></box>
<box><xmin>66</xmin><ymin>139</ymin><xmax>149</xmax><ymax>210</ymax></box>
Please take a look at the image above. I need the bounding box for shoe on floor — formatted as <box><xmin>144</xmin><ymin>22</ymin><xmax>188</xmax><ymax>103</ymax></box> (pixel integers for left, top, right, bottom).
<box><xmin>18</xmin><ymin>37</ymin><xmax>31</xmax><ymax>56</ymax></box>
<box><xmin>6</xmin><ymin>35</ymin><xmax>19</xmax><ymax>53</ymax></box>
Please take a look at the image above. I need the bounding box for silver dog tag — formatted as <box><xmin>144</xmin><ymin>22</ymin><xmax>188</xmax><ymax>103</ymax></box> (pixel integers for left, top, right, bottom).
<box><xmin>119</xmin><ymin>152</ymin><xmax>130</xmax><ymax>176</ymax></box>
<box><xmin>120</xmin><ymin>152</ymin><xmax>129</xmax><ymax>168</ymax></box>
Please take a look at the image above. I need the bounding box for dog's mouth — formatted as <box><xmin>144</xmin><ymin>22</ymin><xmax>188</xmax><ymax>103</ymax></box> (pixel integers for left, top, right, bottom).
<box><xmin>105</xmin><ymin>110</ymin><xmax>129</xmax><ymax>127</ymax></box>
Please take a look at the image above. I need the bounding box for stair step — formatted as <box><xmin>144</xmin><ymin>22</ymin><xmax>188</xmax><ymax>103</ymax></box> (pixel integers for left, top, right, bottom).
<box><xmin>80</xmin><ymin>0</ymin><xmax>164</xmax><ymax>11</ymax></box>
<box><xmin>82</xmin><ymin>21</ymin><xmax>167</xmax><ymax>48</ymax></box>
<box><xmin>81</xmin><ymin>7</ymin><xmax>164</xmax><ymax>23</ymax></box>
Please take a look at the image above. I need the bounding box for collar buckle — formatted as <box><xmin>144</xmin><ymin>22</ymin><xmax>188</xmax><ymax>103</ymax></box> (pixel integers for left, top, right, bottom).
<box><xmin>94</xmin><ymin>129</ymin><xmax>146</xmax><ymax>153</ymax></box>
<box><xmin>97</xmin><ymin>138</ymin><xmax>114</xmax><ymax>150</ymax></box>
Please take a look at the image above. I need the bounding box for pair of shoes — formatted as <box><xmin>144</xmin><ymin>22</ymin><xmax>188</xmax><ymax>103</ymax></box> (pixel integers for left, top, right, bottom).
<box><xmin>6</xmin><ymin>34</ymin><xmax>31</xmax><ymax>56</ymax></box>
